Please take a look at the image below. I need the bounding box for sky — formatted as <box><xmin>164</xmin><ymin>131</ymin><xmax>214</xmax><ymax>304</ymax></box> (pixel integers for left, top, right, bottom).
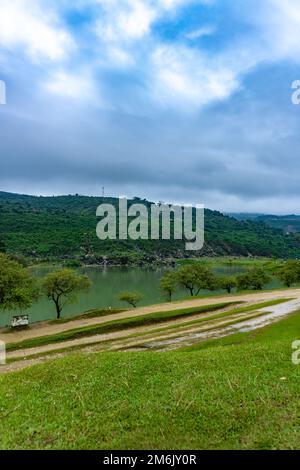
<box><xmin>0</xmin><ymin>0</ymin><xmax>300</xmax><ymax>213</ymax></box>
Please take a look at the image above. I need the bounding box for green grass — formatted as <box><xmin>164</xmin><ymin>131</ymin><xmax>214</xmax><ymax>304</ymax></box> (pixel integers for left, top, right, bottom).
<box><xmin>177</xmin><ymin>256</ymin><xmax>280</xmax><ymax>267</ymax></box>
<box><xmin>1</xmin><ymin>308</ymin><xmax>127</xmax><ymax>333</ymax></box>
<box><xmin>1</xmin><ymin>308</ymin><xmax>300</xmax><ymax>449</ymax></box>
<box><xmin>50</xmin><ymin>308</ymin><xmax>126</xmax><ymax>324</ymax></box>
<box><xmin>6</xmin><ymin>302</ymin><xmax>238</xmax><ymax>352</ymax></box>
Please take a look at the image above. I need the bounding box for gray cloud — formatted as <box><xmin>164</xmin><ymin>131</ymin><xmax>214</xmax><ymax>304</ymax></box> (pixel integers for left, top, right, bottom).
<box><xmin>1</xmin><ymin>6</ymin><xmax>300</xmax><ymax>215</ymax></box>
<box><xmin>1</xmin><ymin>90</ymin><xmax>300</xmax><ymax>215</ymax></box>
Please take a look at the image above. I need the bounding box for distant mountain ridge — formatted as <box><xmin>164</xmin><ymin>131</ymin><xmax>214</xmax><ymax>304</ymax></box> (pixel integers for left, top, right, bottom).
<box><xmin>229</xmin><ymin>212</ymin><xmax>300</xmax><ymax>234</ymax></box>
<box><xmin>0</xmin><ymin>191</ymin><xmax>300</xmax><ymax>262</ymax></box>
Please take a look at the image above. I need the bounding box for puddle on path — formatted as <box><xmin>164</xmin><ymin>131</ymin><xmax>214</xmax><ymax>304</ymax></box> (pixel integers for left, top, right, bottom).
<box><xmin>133</xmin><ymin>298</ymin><xmax>300</xmax><ymax>351</ymax></box>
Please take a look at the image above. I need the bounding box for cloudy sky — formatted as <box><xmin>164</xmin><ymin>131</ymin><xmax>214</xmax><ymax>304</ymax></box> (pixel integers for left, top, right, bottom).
<box><xmin>0</xmin><ymin>0</ymin><xmax>300</xmax><ymax>213</ymax></box>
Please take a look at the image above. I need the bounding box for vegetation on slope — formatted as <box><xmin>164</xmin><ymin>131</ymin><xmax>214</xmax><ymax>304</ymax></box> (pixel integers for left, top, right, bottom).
<box><xmin>1</xmin><ymin>191</ymin><xmax>300</xmax><ymax>262</ymax></box>
<box><xmin>231</xmin><ymin>212</ymin><xmax>300</xmax><ymax>234</ymax></box>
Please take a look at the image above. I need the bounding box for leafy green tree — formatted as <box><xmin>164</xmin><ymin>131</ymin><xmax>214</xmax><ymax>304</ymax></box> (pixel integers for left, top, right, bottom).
<box><xmin>217</xmin><ymin>275</ymin><xmax>237</xmax><ymax>294</ymax></box>
<box><xmin>175</xmin><ymin>264</ymin><xmax>216</xmax><ymax>296</ymax></box>
<box><xmin>42</xmin><ymin>269</ymin><xmax>91</xmax><ymax>319</ymax></box>
<box><xmin>277</xmin><ymin>260</ymin><xmax>300</xmax><ymax>287</ymax></box>
<box><xmin>118</xmin><ymin>291</ymin><xmax>143</xmax><ymax>308</ymax></box>
<box><xmin>237</xmin><ymin>268</ymin><xmax>270</xmax><ymax>291</ymax></box>
<box><xmin>160</xmin><ymin>271</ymin><xmax>177</xmax><ymax>301</ymax></box>
<box><xmin>0</xmin><ymin>253</ymin><xmax>39</xmax><ymax>312</ymax></box>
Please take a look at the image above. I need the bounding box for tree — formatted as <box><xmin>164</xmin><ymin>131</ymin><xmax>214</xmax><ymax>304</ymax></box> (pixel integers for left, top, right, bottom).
<box><xmin>217</xmin><ymin>275</ymin><xmax>237</xmax><ymax>294</ymax></box>
<box><xmin>42</xmin><ymin>269</ymin><xmax>91</xmax><ymax>319</ymax></box>
<box><xmin>118</xmin><ymin>291</ymin><xmax>143</xmax><ymax>308</ymax></box>
<box><xmin>237</xmin><ymin>268</ymin><xmax>270</xmax><ymax>291</ymax></box>
<box><xmin>0</xmin><ymin>253</ymin><xmax>39</xmax><ymax>312</ymax></box>
<box><xmin>277</xmin><ymin>260</ymin><xmax>300</xmax><ymax>287</ymax></box>
<box><xmin>175</xmin><ymin>264</ymin><xmax>216</xmax><ymax>296</ymax></box>
<box><xmin>160</xmin><ymin>271</ymin><xmax>177</xmax><ymax>301</ymax></box>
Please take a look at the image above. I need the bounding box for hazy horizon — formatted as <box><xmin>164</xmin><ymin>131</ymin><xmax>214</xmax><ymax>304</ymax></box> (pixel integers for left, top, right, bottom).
<box><xmin>1</xmin><ymin>189</ymin><xmax>300</xmax><ymax>217</ymax></box>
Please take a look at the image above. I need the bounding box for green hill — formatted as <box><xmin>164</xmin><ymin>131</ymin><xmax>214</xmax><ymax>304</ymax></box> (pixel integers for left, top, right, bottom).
<box><xmin>0</xmin><ymin>191</ymin><xmax>300</xmax><ymax>262</ymax></box>
<box><xmin>230</xmin><ymin>212</ymin><xmax>300</xmax><ymax>234</ymax></box>
<box><xmin>256</xmin><ymin>215</ymin><xmax>300</xmax><ymax>234</ymax></box>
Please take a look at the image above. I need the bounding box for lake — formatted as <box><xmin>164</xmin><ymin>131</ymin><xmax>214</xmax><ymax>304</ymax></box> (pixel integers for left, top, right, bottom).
<box><xmin>0</xmin><ymin>264</ymin><xmax>281</xmax><ymax>327</ymax></box>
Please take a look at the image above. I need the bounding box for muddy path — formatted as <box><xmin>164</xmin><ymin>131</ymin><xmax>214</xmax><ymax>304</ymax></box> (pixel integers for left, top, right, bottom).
<box><xmin>130</xmin><ymin>297</ymin><xmax>300</xmax><ymax>352</ymax></box>
<box><xmin>1</xmin><ymin>291</ymin><xmax>300</xmax><ymax>374</ymax></box>
<box><xmin>4</xmin><ymin>302</ymin><xmax>244</xmax><ymax>360</ymax></box>
<box><xmin>1</xmin><ymin>288</ymin><xmax>299</xmax><ymax>344</ymax></box>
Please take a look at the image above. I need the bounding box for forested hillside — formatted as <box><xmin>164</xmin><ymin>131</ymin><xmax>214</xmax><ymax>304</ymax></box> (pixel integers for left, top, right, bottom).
<box><xmin>230</xmin><ymin>213</ymin><xmax>300</xmax><ymax>234</ymax></box>
<box><xmin>0</xmin><ymin>192</ymin><xmax>300</xmax><ymax>263</ymax></box>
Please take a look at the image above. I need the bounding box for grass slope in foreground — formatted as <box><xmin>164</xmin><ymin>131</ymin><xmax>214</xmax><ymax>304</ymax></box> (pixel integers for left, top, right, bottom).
<box><xmin>0</xmin><ymin>309</ymin><xmax>300</xmax><ymax>449</ymax></box>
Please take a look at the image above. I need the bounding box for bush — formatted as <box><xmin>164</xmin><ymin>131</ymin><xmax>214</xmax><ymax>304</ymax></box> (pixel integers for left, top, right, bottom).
<box><xmin>118</xmin><ymin>291</ymin><xmax>143</xmax><ymax>308</ymax></box>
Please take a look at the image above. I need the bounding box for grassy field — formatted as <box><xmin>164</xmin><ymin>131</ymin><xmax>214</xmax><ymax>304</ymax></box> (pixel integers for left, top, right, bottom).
<box><xmin>50</xmin><ymin>308</ymin><xmax>127</xmax><ymax>324</ymax></box>
<box><xmin>0</xmin><ymin>305</ymin><xmax>300</xmax><ymax>449</ymax></box>
<box><xmin>176</xmin><ymin>256</ymin><xmax>282</xmax><ymax>268</ymax></box>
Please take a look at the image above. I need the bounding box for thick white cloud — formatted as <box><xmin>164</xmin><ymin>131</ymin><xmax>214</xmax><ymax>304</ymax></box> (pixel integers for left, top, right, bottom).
<box><xmin>2</xmin><ymin>0</ymin><xmax>300</xmax><ymax>109</ymax></box>
<box><xmin>151</xmin><ymin>45</ymin><xmax>239</xmax><ymax>109</ymax></box>
<box><xmin>95</xmin><ymin>0</ymin><xmax>156</xmax><ymax>42</ymax></box>
<box><xmin>94</xmin><ymin>0</ymin><xmax>214</xmax><ymax>43</ymax></box>
<box><xmin>0</xmin><ymin>0</ymin><xmax>73</xmax><ymax>61</ymax></box>
<box><xmin>147</xmin><ymin>0</ymin><xmax>300</xmax><ymax>110</ymax></box>
<box><xmin>91</xmin><ymin>0</ymin><xmax>300</xmax><ymax>110</ymax></box>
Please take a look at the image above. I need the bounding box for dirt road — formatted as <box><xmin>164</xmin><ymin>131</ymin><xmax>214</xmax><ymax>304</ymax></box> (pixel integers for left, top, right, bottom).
<box><xmin>1</xmin><ymin>288</ymin><xmax>299</xmax><ymax>345</ymax></box>
<box><xmin>4</xmin><ymin>303</ymin><xmax>243</xmax><ymax>360</ymax></box>
<box><xmin>2</xmin><ymin>292</ymin><xmax>300</xmax><ymax>374</ymax></box>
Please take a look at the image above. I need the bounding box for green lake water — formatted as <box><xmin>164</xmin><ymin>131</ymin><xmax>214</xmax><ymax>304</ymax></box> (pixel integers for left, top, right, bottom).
<box><xmin>0</xmin><ymin>264</ymin><xmax>281</xmax><ymax>327</ymax></box>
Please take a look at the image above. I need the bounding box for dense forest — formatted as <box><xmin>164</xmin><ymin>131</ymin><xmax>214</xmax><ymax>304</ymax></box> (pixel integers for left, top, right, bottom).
<box><xmin>0</xmin><ymin>191</ymin><xmax>300</xmax><ymax>264</ymax></box>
